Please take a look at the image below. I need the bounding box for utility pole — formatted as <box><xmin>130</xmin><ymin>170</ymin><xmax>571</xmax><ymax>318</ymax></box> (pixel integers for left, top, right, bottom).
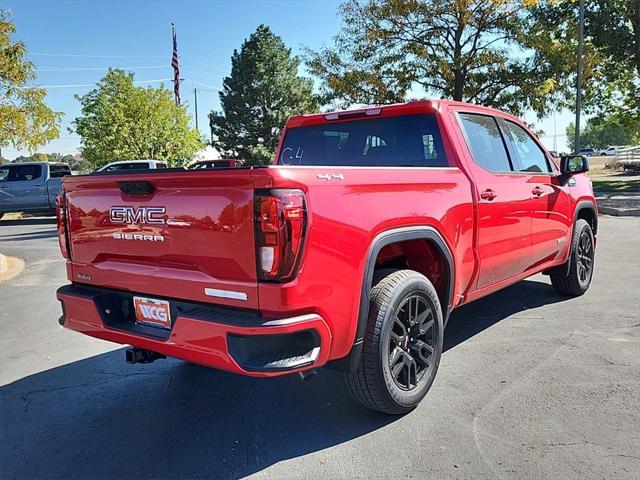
<box><xmin>574</xmin><ymin>0</ymin><xmax>585</xmax><ymax>153</ymax></box>
<box><xmin>553</xmin><ymin>110</ymin><xmax>557</xmax><ymax>152</ymax></box>
<box><xmin>194</xmin><ymin>87</ymin><xmax>199</xmax><ymax>131</ymax></box>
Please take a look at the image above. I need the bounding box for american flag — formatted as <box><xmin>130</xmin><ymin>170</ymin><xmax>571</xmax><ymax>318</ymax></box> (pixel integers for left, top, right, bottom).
<box><xmin>171</xmin><ymin>23</ymin><xmax>180</xmax><ymax>105</ymax></box>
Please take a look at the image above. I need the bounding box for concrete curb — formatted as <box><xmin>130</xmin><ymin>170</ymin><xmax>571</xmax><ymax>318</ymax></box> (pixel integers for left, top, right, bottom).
<box><xmin>596</xmin><ymin>191</ymin><xmax>640</xmax><ymax>217</ymax></box>
<box><xmin>598</xmin><ymin>206</ymin><xmax>640</xmax><ymax>217</ymax></box>
<box><xmin>0</xmin><ymin>255</ymin><xmax>25</xmax><ymax>283</ymax></box>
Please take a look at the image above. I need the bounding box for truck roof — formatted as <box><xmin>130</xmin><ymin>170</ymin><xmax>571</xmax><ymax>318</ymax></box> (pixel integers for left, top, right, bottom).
<box><xmin>285</xmin><ymin>99</ymin><xmax>523</xmax><ymax>128</ymax></box>
<box><xmin>1</xmin><ymin>162</ymin><xmax>69</xmax><ymax>167</ymax></box>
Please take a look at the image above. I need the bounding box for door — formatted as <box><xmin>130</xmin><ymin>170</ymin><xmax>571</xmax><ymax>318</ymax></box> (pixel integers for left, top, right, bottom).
<box><xmin>500</xmin><ymin>120</ymin><xmax>573</xmax><ymax>269</ymax></box>
<box><xmin>0</xmin><ymin>164</ymin><xmax>46</xmax><ymax>211</ymax></box>
<box><xmin>457</xmin><ymin>113</ymin><xmax>533</xmax><ymax>289</ymax></box>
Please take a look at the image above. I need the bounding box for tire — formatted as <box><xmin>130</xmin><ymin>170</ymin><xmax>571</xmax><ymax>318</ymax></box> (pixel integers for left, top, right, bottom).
<box><xmin>550</xmin><ymin>219</ymin><xmax>595</xmax><ymax>296</ymax></box>
<box><xmin>345</xmin><ymin>269</ymin><xmax>444</xmax><ymax>415</ymax></box>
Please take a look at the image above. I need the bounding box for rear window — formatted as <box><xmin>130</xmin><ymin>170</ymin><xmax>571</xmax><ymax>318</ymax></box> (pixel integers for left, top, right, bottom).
<box><xmin>106</xmin><ymin>162</ymin><xmax>150</xmax><ymax>171</ymax></box>
<box><xmin>279</xmin><ymin>114</ymin><xmax>448</xmax><ymax>167</ymax></box>
<box><xmin>193</xmin><ymin>160</ymin><xmax>235</xmax><ymax>169</ymax></box>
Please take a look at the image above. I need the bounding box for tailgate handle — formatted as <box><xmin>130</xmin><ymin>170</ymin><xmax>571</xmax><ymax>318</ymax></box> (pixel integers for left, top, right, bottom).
<box><xmin>118</xmin><ymin>181</ymin><xmax>155</xmax><ymax>196</ymax></box>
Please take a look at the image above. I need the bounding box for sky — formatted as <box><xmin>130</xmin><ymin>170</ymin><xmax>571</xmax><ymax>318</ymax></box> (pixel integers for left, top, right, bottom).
<box><xmin>4</xmin><ymin>0</ymin><xmax>573</xmax><ymax>159</ymax></box>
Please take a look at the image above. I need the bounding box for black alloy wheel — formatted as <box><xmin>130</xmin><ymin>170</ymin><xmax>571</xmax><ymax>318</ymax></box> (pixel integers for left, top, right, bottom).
<box><xmin>388</xmin><ymin>294</ymin><xmax>436</xmax><ymax>390</ymax></box>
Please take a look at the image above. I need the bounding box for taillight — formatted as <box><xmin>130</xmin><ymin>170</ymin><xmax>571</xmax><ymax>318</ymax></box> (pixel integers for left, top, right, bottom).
<box><xmin>255</xmin><ymin>189</ymin><xmax>307</xmax><ymax>281</ymax></box>
<box><xmin>56</xmin><ymin>192</ymin><xmax>71</xmax><ymax>259</ymax></box>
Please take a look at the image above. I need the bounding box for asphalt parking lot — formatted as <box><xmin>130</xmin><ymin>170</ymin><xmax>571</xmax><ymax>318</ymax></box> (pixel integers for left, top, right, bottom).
<box><xmin>1</xmin><ymin>216</ymin><xmax>639</xmax><ymax>480</ymax></box>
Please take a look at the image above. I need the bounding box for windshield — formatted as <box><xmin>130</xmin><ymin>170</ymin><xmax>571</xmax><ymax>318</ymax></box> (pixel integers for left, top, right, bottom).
<box><xmin>278</xmin><ymin>114</ymin><xmax>448</xmax><ymax>167</ymax></box>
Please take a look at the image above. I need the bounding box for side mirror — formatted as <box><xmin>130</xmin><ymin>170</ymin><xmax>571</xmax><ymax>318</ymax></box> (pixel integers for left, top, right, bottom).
<box><xmin>560</xmin><ymin>155</ymin><xmax>589</xmax><ymax>175</ymax></box>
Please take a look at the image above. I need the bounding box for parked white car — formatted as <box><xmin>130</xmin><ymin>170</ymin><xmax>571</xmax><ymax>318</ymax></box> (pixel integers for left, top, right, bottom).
<box><xmin>599</xmin><ymin>146</ymin><xmax>618</xmax><ymax>156</ymax></box>
<box><xmin>96</xmin><ymin>160</ymin><xmax>168</xmax><ymax>172</ymax></box>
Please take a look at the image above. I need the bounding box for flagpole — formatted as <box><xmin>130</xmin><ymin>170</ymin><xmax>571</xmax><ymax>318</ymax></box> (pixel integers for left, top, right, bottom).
<box><xmin>171</xmin><ymin>22</ymin><xmax>181</xmax><ymax>106</ymax></box>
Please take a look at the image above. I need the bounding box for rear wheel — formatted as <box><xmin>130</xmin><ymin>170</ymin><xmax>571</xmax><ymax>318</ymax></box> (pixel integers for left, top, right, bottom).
<box><xmin>550</xmin><ymin>219</ymin><xmax>595</xmax><ymax>296</ymax></box>
<box><xmin>345</xmin><ymin>269</ymin><xmax>443</xmax><ymax>415</ymax></box>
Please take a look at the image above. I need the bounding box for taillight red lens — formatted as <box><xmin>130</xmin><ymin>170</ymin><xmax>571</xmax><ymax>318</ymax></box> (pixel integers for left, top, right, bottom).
<box><xmin>56</xmin><ymin>192</ymin><xmax>70</xmax><ymax>259</ymax></box>
<box><xmin>255</xmin><ymin>189</ymin><xmax>307</xmax><ymax>281</ymax></box>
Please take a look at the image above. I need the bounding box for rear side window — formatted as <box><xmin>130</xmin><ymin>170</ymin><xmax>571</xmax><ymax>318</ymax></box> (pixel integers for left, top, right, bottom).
<box><xmin>50</xmin><ymin>164</ymin><xmax>72</xmax><ymax>178</ymax></box>
<box><xmin>15</xmin><ymin>164</ymin><xmax>42</xmax><ymax>181</ymax></box>
<box><xmin>459</xmin><ymin>113</ymin><xmax>512</xmax><ymax>172</ymax></box>
<box><xmin>504</xmin><ymin>121</ymin><xmax>551</xmax><ymax>173</ymax></box>
<box><xmin>156</xmin><ymin>163</ymin><xmax>167</xmax><ymax>169</ymax></box>
<box><xmin>279</xmin><ymin>114</ymin><xmax>448</xmax><ymax>167</ymax></box>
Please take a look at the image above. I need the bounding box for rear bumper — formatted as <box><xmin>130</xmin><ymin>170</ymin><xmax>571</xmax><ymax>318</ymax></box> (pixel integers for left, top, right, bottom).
<box><xmin>56</xmin><ymin>284</ymin><xmax>331</xmax><ymax>377</ymax></box>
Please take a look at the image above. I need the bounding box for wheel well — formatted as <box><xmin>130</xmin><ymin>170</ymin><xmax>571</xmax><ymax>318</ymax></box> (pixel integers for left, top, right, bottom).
<box><xmin>577</xmin><ymin>205</ymin><xmax>597</xmax><ymax>234</ymax></box>
<box><xmin>373</xmin><ymin>238</ymin><xmax>449</xmax><ymax>312</ymax></box>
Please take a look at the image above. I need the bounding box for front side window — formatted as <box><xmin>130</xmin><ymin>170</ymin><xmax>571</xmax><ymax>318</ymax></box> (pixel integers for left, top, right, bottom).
<box><xmin>15</xmin><ymin>164</ymin><xmax>42</xmax><ymax>181</ymax></box>
<box><xmin>279</xmin><ymin>114</ymin><xmax>448</xmax><ymax>167</ymax></box>
<box><xmin>0</xmin><ymin>166</ymin><xmax>11</xmax><ymax>182</ymax></box>
<box><xmin>504</xmin><ymin>121</ymin><xmax>551</xmax><ymax>173</ymax></box>
<box><xmin>458</xmin><ymin>113</ymin><xmax>512</xmax><ymax>172</ymax></box>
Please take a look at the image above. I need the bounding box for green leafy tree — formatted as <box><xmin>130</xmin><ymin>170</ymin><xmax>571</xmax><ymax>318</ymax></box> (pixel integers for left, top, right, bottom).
<box><xmin>209</xmin><ymin>25</ymin><xmax>317</xmax><ymax>165</ymax></box>
<box><xmin>73</xmin><ymin>69</ymin><xmax>202</xmax><ymax>168</ymax></box>
<box><xmin>0</xmin><ymin>10</ymin><xmax>61</xmax><ymax>159</ymax></box>
<box><xmin>566</xmin><ymin>115</ymin><xmax>640</xmax><ymax>152</ymax></box>
<box><xmin>14</xmin><ymin>152</ymin><xmax>50</xmax><ymax>162</ymax></box>
<box><xmin>527</xmin><ymin>0</ymin><xmax>639</xmax><ymax>116</ymax></box>
<box><xmin>306</xmin><ymin>0</ymin><xmax>569</xmax><ymax>117</ymax></box>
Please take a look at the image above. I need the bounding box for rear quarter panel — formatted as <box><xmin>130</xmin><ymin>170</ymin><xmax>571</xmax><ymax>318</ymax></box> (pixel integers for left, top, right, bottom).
<box><xmin>253</xmin><ymin>166</ymin><xmax>474</xmax><ymax>360</ymax></box>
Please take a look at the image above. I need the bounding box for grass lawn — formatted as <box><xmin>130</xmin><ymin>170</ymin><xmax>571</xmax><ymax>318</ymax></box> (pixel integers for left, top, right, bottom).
<box><xmin>591</xmin><ymin>177</ymin><xmax>640</xmax><ymax>193</ymax></box>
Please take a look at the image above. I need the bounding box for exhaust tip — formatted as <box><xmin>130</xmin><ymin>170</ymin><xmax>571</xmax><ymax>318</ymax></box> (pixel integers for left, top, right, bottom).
<box><xmin>298</xmin><ymin>369</ymin><xmax>317</xmax><ymax>383</ymax></box>
<box><xmin>125</xmin><ymin>348</ymin><xmax>136</xmax><ymax>364</ymax></box>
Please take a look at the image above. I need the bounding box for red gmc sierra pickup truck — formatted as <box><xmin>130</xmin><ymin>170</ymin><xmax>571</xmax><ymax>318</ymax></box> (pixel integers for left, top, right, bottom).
<box><xmin>56</xmin><ymin>100</ymin><xmax>597</xmax><ymax>414</ymax></box>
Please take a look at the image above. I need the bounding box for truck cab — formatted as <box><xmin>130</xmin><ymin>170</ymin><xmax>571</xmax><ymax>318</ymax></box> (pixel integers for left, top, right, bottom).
<box><xmin>0</xmin><ymin>162</ymin><xmax>71</xmax><ymax>217</ymax></box>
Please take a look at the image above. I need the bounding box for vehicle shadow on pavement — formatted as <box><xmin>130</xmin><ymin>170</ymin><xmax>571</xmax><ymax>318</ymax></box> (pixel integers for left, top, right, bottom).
<box><xmin>0</xmin><ymin>229</ymin><xmax>58</xmax><ymax>241</ymax></box>
<box><xmin>444</xmin><ymin>277</ymin><xmax>565</xmax><ymax>352</ymax></box>
<box><xmin>1</xmin><ymin>279</ymin><xmax>566</xmax><ymax>479</ymax></box>
<box><xmin>0</xmin><ymin>217</ymin><xmax>57</xmax><ymax>226</ymax></box>
<box><xmin>1</xmin><ymin>353</ymin><xmax>395</xmax><ymax>479</ymax></box>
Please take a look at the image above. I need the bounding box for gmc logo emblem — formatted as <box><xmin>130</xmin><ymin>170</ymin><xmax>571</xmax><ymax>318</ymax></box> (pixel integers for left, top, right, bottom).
<box><xmin>109</xmin><ymin>206</ymin><xmax>166</xmax><ymax>225</ymax></box>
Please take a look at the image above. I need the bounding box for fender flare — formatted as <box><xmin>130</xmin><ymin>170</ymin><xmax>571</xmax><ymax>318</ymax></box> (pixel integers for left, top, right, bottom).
<box><xmin>545</xmin><ymin>200</ymin><xmax>598</xmax><ymax>277</ymax></box>
<box><xmin>331</xmin><ymin>226</ymin><xmax>455</xmax><ymax>372</ymax></box>
<box><xmin>575</xmin><ymin>200</ymin><xmax>598</xmax><ymax>234</ymax></box>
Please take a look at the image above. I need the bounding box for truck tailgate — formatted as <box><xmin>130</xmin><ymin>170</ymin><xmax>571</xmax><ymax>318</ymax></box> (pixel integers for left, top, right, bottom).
<box><xmin>62</xmin><ymin>170</ymin><xmax>258</xmax><ymax>309</ymax></box>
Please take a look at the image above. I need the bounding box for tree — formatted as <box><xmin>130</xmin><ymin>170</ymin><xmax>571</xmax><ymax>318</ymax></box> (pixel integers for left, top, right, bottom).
<box><xmin>566</xmin><ymin>115</ymin><xmax>640</xmax><ymax>152</ymax></box>
<box><xmin>73</xmin><ymin>69</ymin><xmax>202</xmax><ymax>168</ymax></box>
<box><xmin>306</xmin><ymin>0</ymin><xmax>568</xmax><ymax>117</ymax></box>
<box><xmin>527</xmin><ymin>0</ymin><xmax>639</xmax><ymax>116</ymax></box>
<box><xmin>14</xmin><ymin>152</ymin><xmax>50</xmax><ymax>162</ymax></box>
<box><xmin>209</xmin><ymin>25</ymin><xmax>317</xmax><ymax>165</ymax></box>
<box><xmin>0</xmin><ymin>10</ymin><xmax>61</xmax><ymax>159</ymax></box>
